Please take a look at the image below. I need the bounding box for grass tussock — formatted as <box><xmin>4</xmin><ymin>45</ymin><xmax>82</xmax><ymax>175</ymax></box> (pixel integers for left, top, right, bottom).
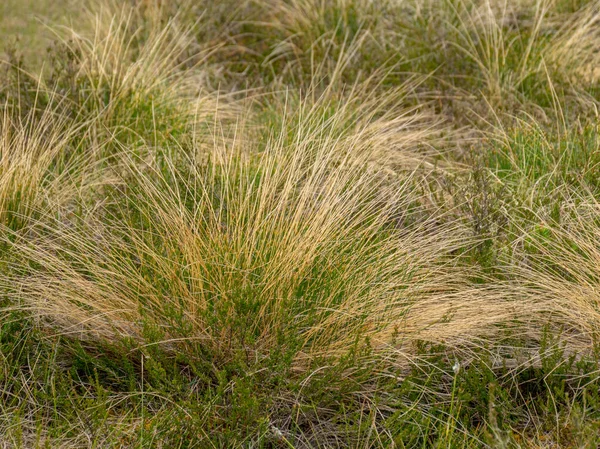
<box><xmin>2</xmin><ymin>0</ymin><xmax>600</xmax><ymax>447</ymax></box>
<box><xmin>2</xmin><ymin>104</ymin><xmax>520</xmax><ymax>369</ymax></box>
<box><xmin>0</xmin><ymin>102</ymin><xmax>88</xmax><ymax>231</ymax></box>
<box><xmin>513</xmin><ymin>196</ymin><xmax>600</xmax><ymax>350</ymax></box>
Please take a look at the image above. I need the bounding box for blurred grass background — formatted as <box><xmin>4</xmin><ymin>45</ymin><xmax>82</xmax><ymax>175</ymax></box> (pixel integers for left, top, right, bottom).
<box><xmin>0</xmin><ymin>0</ymin><xmax>80</xmax><ymax>64</ymax></box>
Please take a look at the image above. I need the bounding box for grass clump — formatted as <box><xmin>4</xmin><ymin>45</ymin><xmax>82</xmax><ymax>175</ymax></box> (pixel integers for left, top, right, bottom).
<box><xmin>2</xmin><ymin>0</ymin><xmax>600</xmax><ymax>447</ymax></box>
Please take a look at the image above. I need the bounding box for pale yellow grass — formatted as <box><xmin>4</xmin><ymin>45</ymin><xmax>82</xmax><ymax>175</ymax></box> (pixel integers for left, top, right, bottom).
<box><xmin>0</xmin><ymin>1</ymin><xmax>538</xmax><ymax>375</ymax></box>
<box><xmin>1</xmin><ymin>97</ymin><xmax>527</xmax><ymax>374</ymax></box>
<box><xmin>0</xmin><ymin>104</ymin><xmax>83</xmax><ymax>228</ymax></box>
<box><xmin>515</xmin><ymin>196</ymin><xmax>600</xmax><ymax>353</ymax></box>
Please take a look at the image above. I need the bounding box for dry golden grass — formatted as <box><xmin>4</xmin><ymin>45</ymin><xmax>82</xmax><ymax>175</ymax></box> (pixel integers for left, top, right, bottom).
<box><xmin>0</xmin><ymin>95</ymin><xmax>526</xmax><ymax>373</ymax></box>
<box><xmin>0</xmin><ymin>103</ymin><xmax>83</xmax><ymax>229</ymax></box>
<box><xmin>2</xmin><ymin>0</ymin><xmax>600</xmax><ymax>446</ymax></box>
<box><xmin>1</xmin><ymin>0</ymin><xmax>594</xmax><ymax>386</ymax></box>
<box><xmin>546</xmin><ymin>1</ymin><xmax>600</xmax><ymax>85</ymax></box>
<box><xmin>512</xmin><ymin>196</ymin><xmax>600</xmax><ymax>352</ymax></box>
